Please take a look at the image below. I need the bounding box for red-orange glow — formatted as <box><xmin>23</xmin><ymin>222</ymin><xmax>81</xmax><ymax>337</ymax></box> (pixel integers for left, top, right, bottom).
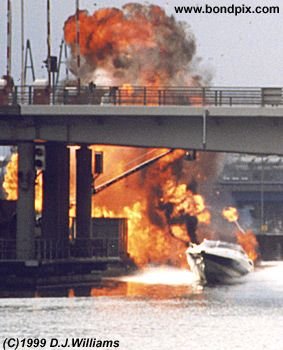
<box><xmin>236</xmin><ymin>230</ymin><xmax>259</xmax><ymax>262</ymax></box>
<box><xmin>121</xmin><ymin>83</ymin><xmax>134</xmax><ymax>96</ymax></box>
<box><xmin>222</xmin><ymin>207</ymin><xmax>258</xmax><ymax>261</ymax></box>
<box><xmin>68</xmin><ymin>288</ymin><xmax>75</xmax><ymax>298</ymax></box>
<box><xmin>3</xmin><ymin>153</ymin><xmax>18</xmax><ymax>200</ymax></box>
<box><xmin>2</xmin><ymin>147</ymin><xmax>259</xmax><ymax>267</ymax></box>
<box><xmin>84</xmin><ymin>147</ymin><xmax>213</xmax><ymax>266</ymax></box>
<box><xmin>222</xmin><ymin>206</ymin><xmax>239</xmax><ymax>223</ymax></box>
<box><xmin>63</xmin><ymin>4</ymin><xmax>202</xmax><ymax>88</ymax></box>
<box><xmin>3</xmin><ymin>154</ymin><xmax>43</xmax><ymax>212</ymax></box>
<box><xmin>90</xmin><ymin>282</ymin><xmax>196</xmax><ymax>300</ymax></box>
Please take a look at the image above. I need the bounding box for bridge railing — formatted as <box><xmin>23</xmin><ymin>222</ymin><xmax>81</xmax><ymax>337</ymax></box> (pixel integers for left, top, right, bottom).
<box><xmin>70</xmin><ymin>238</ymin><xmax>123</xmax><ymax>258</ymax></box>
<box><xmin>0</xmin><ymin>238</ymin><xmax>125</xmax><ymax>261</ymax></box>
<box><xmin>0</xmin><ymin>85</ymin><xmax>282</xmax><ymax>107</ymax></box>
<box><xmin>0</xmin><ymin>239</ymin><xmax>16</xmax><ymax>260</ymax></box>
<box><xmin>35</xmin><ymin>239</ymin><xmax>70</xmax><ymax>260</ymax></box>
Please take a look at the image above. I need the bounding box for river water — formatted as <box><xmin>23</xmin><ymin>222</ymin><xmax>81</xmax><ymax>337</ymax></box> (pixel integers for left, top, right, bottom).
<box><xmin>0</xmin><ymin>262</ymin><xmax>283</xmax><ymax>350</ymax></box>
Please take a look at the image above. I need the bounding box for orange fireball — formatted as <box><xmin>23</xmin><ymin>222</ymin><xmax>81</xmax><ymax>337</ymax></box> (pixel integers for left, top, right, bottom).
<box><xmin>63</xmin><ymin>3</ymin><xmax>201</xmax><ymax>87</ymax></box>
<box><xmin>222</xmin><ymin>206</ymin><xmax>239</xmax><ymax>223</ymax></box>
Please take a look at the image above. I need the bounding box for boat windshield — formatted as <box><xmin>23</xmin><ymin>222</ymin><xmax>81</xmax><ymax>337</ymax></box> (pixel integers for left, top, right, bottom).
<box><xmin>202</xmin><ymin>240</ymin><xmax>246</xmax><ymax>254</ymax></box>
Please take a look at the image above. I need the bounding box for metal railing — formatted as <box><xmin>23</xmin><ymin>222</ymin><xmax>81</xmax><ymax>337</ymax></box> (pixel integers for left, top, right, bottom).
<box><xmin>0</xmin><ymin>238</ymin><xmax>126</xmax><ymax>261</ymax></box>
<box><xmin>71</xmin><ymin>238</ymin><xmax>122</xmax><ymax>258</ymax></box>
<box><xmin>0</xmin><ymin>85</ymin><xmax>282</xmax><ymax>107</ymax></box>
<box><xmin>0</xmin><ymin>239</ymin><xmax>16</xmax><ymax>260</ymax></box>
<box><xmin>35</xmin><ymin>239</ymin><xmax>70</xmax><ymax>260</ymax></box>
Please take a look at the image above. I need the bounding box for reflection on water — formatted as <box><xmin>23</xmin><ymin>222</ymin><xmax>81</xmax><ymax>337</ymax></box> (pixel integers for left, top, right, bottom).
<box><xmin>90</xmin><ymin>281</ymin><xmax>203</xmax><ymax>300</ymax></box>
<box><xmin>0</xmin><ymin>279</ymin><xmax>203</xmax><ymax>299</ymax></box>
<box><xmin>117</xmin><ymin>265</ymin><xmax>196</xmax><ymax>285</ymax></box>
<box><xmin>89</xmin><ymin>266</ymin><xmax>202</xmax><ymax>300</ymax></box>
<box><xmin>0</xmin><ymin>266</ymin><xmax>201</xmax><ymax>299</ymax></box>
<box><xmin>0</xmin><ymin>262</ymin><xmax>282</xmax><ymax>300</ymax></box>
<box><xmin>0</xmin><ymin>263</ymin><xmax>283</xmax><ymax>350</ymax></box>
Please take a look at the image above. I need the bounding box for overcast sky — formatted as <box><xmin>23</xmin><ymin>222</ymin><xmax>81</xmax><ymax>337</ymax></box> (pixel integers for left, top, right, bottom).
<box><xmin>0</xmin><ymin>0</ymin><xmax>282</xmax><ymax>86</ymax></box>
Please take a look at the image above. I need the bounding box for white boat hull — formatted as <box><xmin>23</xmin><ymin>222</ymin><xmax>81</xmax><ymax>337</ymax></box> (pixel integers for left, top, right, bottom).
<box><xmin>186</xmin><ymin>240</ymin><xmax>254</xmax><ymax>285</ymax></box>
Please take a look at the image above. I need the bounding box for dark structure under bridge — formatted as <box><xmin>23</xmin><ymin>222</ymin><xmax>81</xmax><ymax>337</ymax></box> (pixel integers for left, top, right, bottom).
<box><xmin>216</xmin><ymin>154</ymin><xmax>283</xmax><ymax>260</ymax></box>
<box><xmin>1</xmin><ymin>82</ymin><xmax>283</xmax><ymax>288</ymax></box>
<box><xmin>0</xmin><ymin>202</ymin><xmax>131</xmax><ymax>288</ymax></box>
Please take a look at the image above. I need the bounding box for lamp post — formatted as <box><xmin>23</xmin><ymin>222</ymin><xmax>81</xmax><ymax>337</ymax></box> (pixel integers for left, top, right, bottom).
<box><xmin>6</xmin><ymin>0</ymin><xmax>12</xmax><ymax>77</ymax></box>
<box><xmin>21</xmin><ymin>0</ymin><xmax>25</xmax><ymax>87</ymax></box>
<box><xmin>47</xmin><ymin>0</ymin><xmax>51</xmax><ymax>87</ymax></box>
<box><xmin>76</xmin><ymin>0</ymin><xmax>81</xmax><ymax>90</ymax></box>
<box><xmin>260</xmin><ymin>156</ymin><xmax>265</xmax><ymax>233</ymax></box>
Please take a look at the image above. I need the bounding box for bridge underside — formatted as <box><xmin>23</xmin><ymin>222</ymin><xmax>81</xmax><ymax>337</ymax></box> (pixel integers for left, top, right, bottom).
<box><xmin>0</xmin><ymin>105</ymin><xmax>283</xmax><ymax>155</ymax></box>
<box><xmin>1</xmin><ymin>104</ymin><xmax>283</xmax><ymax>266</ymax></box>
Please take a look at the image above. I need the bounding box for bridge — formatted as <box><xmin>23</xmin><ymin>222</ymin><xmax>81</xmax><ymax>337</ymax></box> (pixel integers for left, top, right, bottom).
<box><xmin>0</xmin><ymin>84</ymin><xmax>282</xmax><ymax>270</ymax></box>
<box><xmin>0</xmin><ymin>85</ymin><xmax>283</xmax><ymax>155</ymax></box>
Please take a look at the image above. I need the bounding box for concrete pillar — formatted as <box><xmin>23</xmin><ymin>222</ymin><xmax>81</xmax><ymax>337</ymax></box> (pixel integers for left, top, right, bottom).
<box><xmin>76</xmin><ymin>146</ymin><xmax>92</xmax><ymax>256</ymax></box>
<box><xmin>16</xmin><ymin>142</ymin><xmax>35</xmax><ymax>260</ymax></box>
<box><xmin>42</xmin><ymin>143</ymin><xmax>70</xmax><ymax>258</ymax></box>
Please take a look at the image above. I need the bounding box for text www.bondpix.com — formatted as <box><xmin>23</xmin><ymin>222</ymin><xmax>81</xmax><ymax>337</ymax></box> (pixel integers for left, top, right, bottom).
<box><xmin>174</xmin><ymin>3</ymin><xmax>280</xmax><ymax>16</ymax></box>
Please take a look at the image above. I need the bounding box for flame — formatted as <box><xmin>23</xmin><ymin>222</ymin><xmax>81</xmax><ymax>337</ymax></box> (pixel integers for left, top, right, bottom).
<box><xmin>2</xmin><ymin>146</ymin><xmax>259</xmax><ymax>266</ymax></box>
<box><xmin>222</xmin><ymin>206</ymin><xmax>239</xmax><ymax>223</ymax></box>
<box><xmin>197</xmin><ymin>209</ymin><xmax>211</xmax><ymax>225</ymax></box>
<box><xmin>222</xmin><ymin>207</ymin><xmax>258</xmax><ymax>261</ymax></box>
<box><xmin>67</xmin><ymin>146</ymin><xmax>190</xmax><ymax>266</ymax></box>
<box><xmin>121</xmin><ymin>83</ymin><xmax>134</xmax><ymax>96</ymax></box>
<box><xmin>61</xmin><ymin>3</ymin><xmax>216</xmax><ymax>267</ymax></box>
<box><xmin>63</xmin><ymin>3</ymin><xmax>203</xmax><ymax>87</ymax></box>
<box><xmin>89</xmin><ymin>200</ymin><xmax>188</xmax><ymax>267</ymax></box>
<box><xmin>236</xmin><ymin>230</ymin><xmax>259</xmax><ymax>262</ymax></box>
<box><xmin>3</xmin><ymin>153</ymin><xmax>18</xmax><ymax>200</ymax></box>
<box><xmin>2</xmin><ymin>145</ymin><xmax>261</xmax><ymax>269</ymax></box>
<box><xmin>35</xmin><ymin>173</ymin><xmax>43</xmax><ymax>213</ymax></box>
<box><xmin>159</xmin><ymin>183</ymin><xmax>210</xmax><ymax>226</ymax></box>
<box><xmin>86</xmin><ymin>147</ymin><xmax>216</xmax><ymax>266</ymax></box>
<box><xmin>1</xmin><ymin>146</ymin><xmax>216</xmax><ymax>267</ymax></box>
<box><xmin>3</xmin><ymin>153</ymin><xmax>42</xmax><ymax>212</ymax></box>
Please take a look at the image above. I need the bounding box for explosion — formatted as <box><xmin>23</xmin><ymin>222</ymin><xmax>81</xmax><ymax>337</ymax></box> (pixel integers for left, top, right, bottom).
<box><xmin>222</xmin><ymin>206</ymin><xmax>239</xmax><ymax>222</ymax></box>
<box><xmin>236</xmin><ymin>230</ymin><xmax>259</xmax><ymax>261</ymax></box>
<box><xmin>2</xmin><ymin>147</ymin><xmax>258</xmax><ymax>265</ymax></box>
<box><xmin>0</xmin><ymin>3</ymin><xmax>258</xmax><ymax>267</ymax></box>
<box><xmin>222</xmin><ymin>206</ymin><xmax>258</xmax><ymax>260</ymax></box>
<box><xmin>3</xmin><ymin>153</ymin><xmax>42</xmax><ymax>212</ymax></box>
<box><xmin>3</xmin><ymin>153</ymin><xmax>18</xmax><ymax>201</ymax></box>
<box><xmin>64</xmin><ymin>3</ymin><xmax>204</xmax><ymax>86</ymax></box>
<box><xmin>88</xmin><ymin>147</ymin><xmax>221</xmax><ymax>265</ymax></box>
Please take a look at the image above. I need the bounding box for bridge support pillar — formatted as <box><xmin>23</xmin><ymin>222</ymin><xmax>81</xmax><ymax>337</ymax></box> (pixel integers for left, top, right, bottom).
<box><xmin>16</xmin><ymin>142</ymin><xmax>35</xmax><ymax>260</ymax></box>
<box><xmin>76</xmin><ymin>145</ymin><xmax>92</xmax><ymax>257</ymax></box>
<box><xmin>42</xmin><ymin>143</ymin><xmax>70</xmax><ymax>258</ymax></box>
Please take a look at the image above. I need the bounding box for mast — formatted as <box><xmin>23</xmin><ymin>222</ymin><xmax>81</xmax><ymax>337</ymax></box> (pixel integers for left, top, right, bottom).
<box><xmin>47</xmin><ymin>0</ymin><xmax>51</xmax><ymax>86</ymax></box>
<box><xmin>76</xmin><ymin>0</ymin><xmax>81</xmax><ymax>89</ymax></box>
<box><xmin>24</xmin><ymin>39</ymin><xmax>36</xmax><ymax>83</ymax></box>
<box><xmin>21</xmin><ymin>0</ymin><xmax>25</xmax><ymax>86</ymax></box>
<box><xmin>56</xmin><ymin>39</ymin><xmax>69</xmax><ymax>86</ymax></box>
<box><xmin>6</xmin><ymin>0</ymin><xmax>12</xmax><ymax>77</ymax></box>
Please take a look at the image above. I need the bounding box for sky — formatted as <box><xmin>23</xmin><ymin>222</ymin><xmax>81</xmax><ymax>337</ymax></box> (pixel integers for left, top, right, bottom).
<box><xmin>0</xmin><ymin>0</ymin><xmax>282</xmax><ymax>87</ymax></box>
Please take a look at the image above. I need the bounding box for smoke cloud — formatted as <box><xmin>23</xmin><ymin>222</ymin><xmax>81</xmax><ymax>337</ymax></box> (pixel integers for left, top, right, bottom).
<box><xmin>64</xmin><ymin>3</ymin><xmax>206</xmax><ymax>86</ymax></box>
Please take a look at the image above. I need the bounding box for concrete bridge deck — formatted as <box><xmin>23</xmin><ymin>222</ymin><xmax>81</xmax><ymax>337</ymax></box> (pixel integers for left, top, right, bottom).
<box><xmin>1</xmin><ymin>104</ymin><xmax>283</xmax><ymax>154</ymax></box>
<box><xmin>0</xmin><ymin>85</ymin><xmax>283</xmax><ymax>154</ymax></box>
<box><xmin>0</xmin><ymin>85</ymin><xmax>282</xmax><ymax>268</ymax></box>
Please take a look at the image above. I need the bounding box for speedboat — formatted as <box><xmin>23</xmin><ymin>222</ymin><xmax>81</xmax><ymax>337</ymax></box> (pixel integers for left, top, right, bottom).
<box><xmin>186</xmin><ymin>239</ymin><xmax>254</xmax><ymax>284</ymax></box>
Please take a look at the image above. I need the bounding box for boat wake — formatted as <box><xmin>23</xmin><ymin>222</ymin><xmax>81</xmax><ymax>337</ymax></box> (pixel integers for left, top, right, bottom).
<box><xmin>116</xmin><ymin>266</ymin><xmax>197</xmax><ymax>286</ymax></box>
